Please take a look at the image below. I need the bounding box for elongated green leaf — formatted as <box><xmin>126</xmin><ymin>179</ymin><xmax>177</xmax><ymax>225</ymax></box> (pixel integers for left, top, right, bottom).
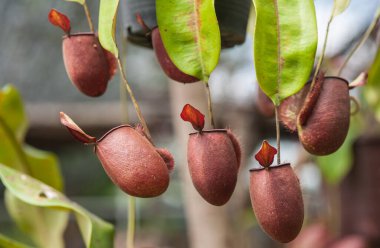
<box><xmin>4</xmin><ymin>147</ymin><xmax>65</xmax><ymax>248</ymax></box>
<box><xmin>0</xmin><ymin>85</ymin><xmax>66</xmax><ymax>247</ymax></box>
<box><xmin>156</xmin><ymin>0</ymin><xmax>221</xmax><ymax>81</ymax></box>
<box><xmin>5</xmin><ymin>145</ymin><xmax>66</xmax><ymax>248</ymax></box>
<box><xmin>0</xmin><ymin>85</ymin><xmax>27</xmax><ymax>142</ymax></box>
<box><xmin>0</xmin><ymin>233</ymin><xmax>33</xmax><ymax>248</ymax></box>
<box><xmin>332</xmin><ymin>0</ymin><xmax>351</xmax><ymax>17</ymax></box>
<box><xmin>0</xmin><ymin>131</ymin><xmax>63</xmax><ymax>190</ymax></box>
<box><xmin>25</xmin><ymin>146</ymin><xmax>63</xmax><ymax>191</ymax></box>
<box><xmin>0</xmin><ymin>86</ymin><xmax>63</xmax><ymax>190</ymax></box>
<box><xmin>252</xmin><ymin>0</ymin><xmax>318</xmax><ymax>105</ymax></box>
<box><xmin>98</xmin><ymin>0</ymin><xmax>119</xmax><ymax>57</ymax></box>
<box><xmin>5</xmin><ymin>191</ymin><xmax>67</xmax><ymax>248</ymax></box>
<box><xmin>64</xmin><ymin>0</ymin><xmax>85</xmax><ymax>5</ymax></box>
<box><xmin>364</xmin><ymin>46</ymin><xmax>380</xmax><ymax>122</ymax></box>
<box><xmin>0</xmin><ymin>164</ymin><xmax>115</xmax><ymax>248</ymax></box>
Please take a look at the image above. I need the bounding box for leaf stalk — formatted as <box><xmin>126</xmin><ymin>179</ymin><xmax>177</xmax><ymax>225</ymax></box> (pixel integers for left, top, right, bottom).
<box><xmin>83</xmin><ymin>2</ymin><xmax>95</xmax><ymax>33</ymax></box>
<box><xmin>117</xmin><ymin>57</ymin><xmax>152</xmax><ymax>140</ymax></box>
<box><xmin>274</xmin><ymin>106</ymin><xmax>281</xmax><ymax>165</ymax></box>
<box><xmin>204</xmin><ymin>81</ymin><xmax>215</xmax><ymax>129</ymax></box>
<box><xmin>337</xmin><ymin>8</ymin><xmax>380</xmax><ymax>76</ymax></box>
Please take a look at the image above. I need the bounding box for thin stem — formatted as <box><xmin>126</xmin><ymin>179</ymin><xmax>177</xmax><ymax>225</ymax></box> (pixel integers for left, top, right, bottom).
<box><xmin>119</xmin><ymin>37</ymin><xmax>129</xmax><ymax>123</ymax></box>
<box><xmin>337</xmin><ymin>8</ymin><xmax>380</xmax><ymax>76</ymax></box>
<box><xmin>83</xmin><ymin>2</ymin><xmax>95</xmax><ymax>33</ymax></box>
<box><xmin>204</xmin><ymin>81</ymin><xmax>215</xmax><ymax>129</ymax></box>
<box><xmin>0</xmin><ymin>117</ymin><xmax>32</xmax><ymax>175</ymax></box>
<box><xmin>274</xmin><ymin>106</ymin><xmax>281</xmax><ymax>165</ymax></box>
<box><xmin>311</xmin><ymin>10</ymin><xmax>334</xmax><ymax>88</ymax></box>
<box><xmin>117</xmin><ymin>57</ymin><xmax>151</xmax><ymax>139</ymax></box>
<box><xmin>127</xmin><ymin>196</ymin><xmax>136</xmax><ymax>248</ymax></box>
<box><xmin>120</xmin><ymin>76</ymin><xmax>129</xmax><ymax>123</ymax></box>
<box><xmin>118</xmin><ymin>35</ymin><xmax>135</xmax><ymax>248</ymax></box>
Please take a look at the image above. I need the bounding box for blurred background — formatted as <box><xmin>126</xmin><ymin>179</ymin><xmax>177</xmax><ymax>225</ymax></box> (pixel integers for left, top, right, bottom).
<box><xmin>0</xmin><ymin>0</ymin><xmax>379</xmax><ymax>247</ymax></box>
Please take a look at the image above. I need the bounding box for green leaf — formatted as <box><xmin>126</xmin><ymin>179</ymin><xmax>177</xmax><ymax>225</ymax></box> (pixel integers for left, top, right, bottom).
<box><xmin>5</xmin><ymin>191</ymin><xmax>67</xmax><ymax>248</ymax></box>
<box><xmin>98</xmin><ymin>0</ymin><xmax>119</xmax><ymax>57</ymax></box>
<box><xmin>0</xmin><ymin>164</ymin><xmax>115</xmax><ymax>248</ymax></box>
<box><xmin>252</xmin><ymin>0</ymin><xmax>318</xmax><ymax>105</ymax></box>
<box><xmin>332</xmin><ymin>0</ymin><xmax>351</xmax><ymax>18</ymax></box>
<box><xmin>0</xmin><ymin>85</ymin><xmax>67</xmax><ymax>247</ymax></box>
<box><xmin>316</xmin><ymin>117</ymin><xmax>360</xmax><ymax>184</ymax></box>
<box><xmin>0</xmin><ymin>85</ymin><xmax>30</xmax><ymax>172</ymax></box>
<box><xmin>0</xmin><ymin>233</ymin><xmax>34</xmax><ymax>248</ymax></box>
<box><xmin>156</xmin><ymin>0</ymin><xmax>221</xmax><ymax>81</ymax></box>
<box><xmin>4</xmin><ymin>145</ymin><xmax>66</xmax><ymax>248</ymax></box>
<box><xmin>64</xmin><ymin>0</ymin><xmax>85</xmax><ymax>5</ymax></box>
<box><xmin>0</xmin><ymin>86</ymin><xmax>63</xmax><ymax>191</ymax></box>
<box><xmin>24</xmin><ymin>145</ymin><xmax>63</xmax><ymax>191</ymax></box>
<box><xmin>0</xmin><ymin>85</ymin><xmax>28</xmax><ymax>142</ymax></box>
<box><xmin>0</xmin><ymin>124</ymin><xmax>24</xmax><ymax>172</ymax></box>
<box><xmin>364</xmin><ymin>46</ymin><xmax>380</xmax><ymax>122</ymax></box>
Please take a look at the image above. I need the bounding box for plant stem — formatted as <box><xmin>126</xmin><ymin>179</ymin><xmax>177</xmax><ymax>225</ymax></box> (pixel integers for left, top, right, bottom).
<box><xmin>127</xmin><ymin>196</ymin><xmax>136</xmax><ymax>248</ymax></box>
<box><xmin>118</xmin><ymin>34</ymin><xmax>135</xmax><ymax>248</ymax></box>
<box><xmin>204</xmin><ymin>81</ymin><xmax>215</xmax><ymax>129</ymax></box>
<box><xmin>311</xmin><ymin>9</ymin><xmax>334</xmax><ymax>87</ymax></box>
<box><xmin>83</xmin><ymin>2</ymin><xmax>95</xmax><ymax>33</ymax></box>
<box><xmin>274</xmin><ymin>106</ymin><xmax>281</xmax><ymax>165</ymax></box>
<box><xmin>0</xmin><ymin>117</ymin><xmax>32</xmax><ymax>175</ymax></box>
<box><xmin>117</xmin><ymin>57</ymin><xmax>152</xmax><ymax>139</ymax></box>
<box><xmin>119</xmin><ymin>37</ymin><xmax>129</xmax><ymax>123</ymax></box>
<box><xmin>337</xmin><ymin>8</ymin><xmax>380</xmax><ymax>76</ymax></box>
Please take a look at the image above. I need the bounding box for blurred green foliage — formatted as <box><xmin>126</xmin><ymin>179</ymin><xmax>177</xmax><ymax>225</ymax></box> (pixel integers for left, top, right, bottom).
<box><xmin>0</xmin><ymin>85</ymin><xmax>114</xmax><ymax>248</ymax></box>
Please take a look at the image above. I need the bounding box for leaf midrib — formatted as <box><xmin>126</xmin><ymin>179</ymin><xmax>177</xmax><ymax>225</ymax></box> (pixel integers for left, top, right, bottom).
<box><xmin>273</xmin><ymin>0</ymin><xmax>281</xmax><ymax>104</ymax></box>
<box><xmin>192</xmin><ymin>0</ymin><xmax>207</xmax><ymax>81</ymax></box>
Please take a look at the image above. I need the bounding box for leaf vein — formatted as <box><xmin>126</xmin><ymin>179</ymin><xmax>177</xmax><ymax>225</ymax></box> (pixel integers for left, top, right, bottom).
<box><xmin>274</xmin><ymin>0</ymin><xmax>281</xmax><ymax>104</ymax></box>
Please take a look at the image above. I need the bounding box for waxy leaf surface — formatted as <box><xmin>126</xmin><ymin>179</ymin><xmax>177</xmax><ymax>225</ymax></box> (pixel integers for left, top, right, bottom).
<box><xmin>180</xmin><ymin>104</ymin><xmax>205</xmax><ymax>132</ymax></box>
<box><xmin>0</xmin><ymin>85</ymin><xmax>113</xmax><ymax>247</ymax></box>
<box><xmin>0</xmin><ymin>85</ymin><xmax>66</xmax><ymax>247</ymax></box>
<box><xmin>0</xmin><ymin>85</ymin><xmax>27</xmax><ymax>142</ymax></box>
<box><xmin>5</xmin><ymin>191</ymin><xmax>68</xmax><ymax>248</ymax></box>
<box><xmin>254</xmin><ymin>140</ymin><xmax>277</xmax><ymax>167</ymax></box>
<box><xmin>252</xmin><ymin>0</ymin><xmax>318</xmax><ymax>105</ymax></box>
<box><xmin>48</xmin><ymin>9</ymin><xmax>71</xmax><ymax>34</ymax></box>
<box><xmin>0</xmin><ymin>233</ymin><xmax>33</xmax><ymax>248</ymax></box>
<box><xmin>156</xmin><ymin>0</ymin><xmax>221</xmax><ymax>81</ymax></box>
<box><xmin>0</xmin><ymin>164</ymin><xmax>115</xmax><ymax>248</ymax></box>
<box><xmin>98</xmin><ymin>0</ymin><xmax>119</xmax><ymax>57</ymax></box>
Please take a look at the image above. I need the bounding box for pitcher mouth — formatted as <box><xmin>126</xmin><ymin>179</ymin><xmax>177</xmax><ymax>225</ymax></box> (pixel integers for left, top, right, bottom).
<box><xmin>62</xmin><ymin>32</ymin><xmax>96</xmax><ymax>39</ymax></box>
<box><xmin>324</xmin><ymin>76</ymin><xmax>349</xmax><ymax>85</ymax></box>
<box><xmin>189</xmin><ymin>129</ymin><xmax>227</xmax><ymax>136</ymax></box>
<box><xmin>97</xmin><ymin>124</ymin><xmax>132</xmax><ymax>143</ymax></box>
<box><xmin>249</xmin><ymin>163</ymin><xmax>291</xmax><ymax>172</ymax></box>
<box><xmin>306</xmin><ymin>76</ymin><xmax>349</xmax><ymax>85</ymax></box>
